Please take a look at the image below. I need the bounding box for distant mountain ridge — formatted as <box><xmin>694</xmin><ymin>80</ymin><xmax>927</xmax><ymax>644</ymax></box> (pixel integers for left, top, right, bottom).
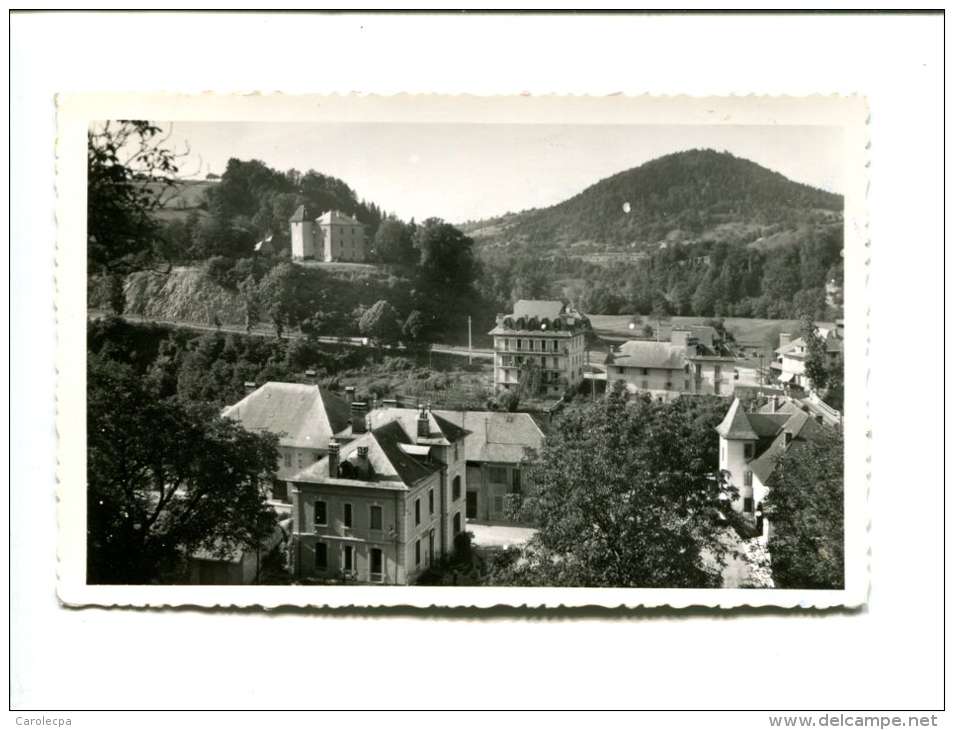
<box><xmin>462</xmin><ymin>149</ymin><xmax>843</xmax><ymax>261</ymax></box>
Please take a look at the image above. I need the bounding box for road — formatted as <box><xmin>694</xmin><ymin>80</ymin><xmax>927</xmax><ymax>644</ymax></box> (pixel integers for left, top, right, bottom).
<box><xmin>88</xmin><ymin>310</ymin><xmax>495</xmax><ymax>360</ymax></box>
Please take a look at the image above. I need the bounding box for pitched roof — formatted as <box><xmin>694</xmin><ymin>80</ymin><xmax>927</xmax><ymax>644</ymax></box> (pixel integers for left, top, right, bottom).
<box><xmin>222</xmin><ymin>382</ymin><xmax>351</xmax><ymax>449</ymax></box>
<box><xmin>289</xmin><ymin>204</ymin><xmax>309</xmax><ymax>223</ymax></box>
<box><xmin>513</xmin><ymin>300</ymin><xmax>565</xmax><ymax>321</ymax></box>
<box><xmin>716</xmin><ymin>398</ymin><xmax>759</xmax><ymax>440</ymax></box>
<box><xmin>316</xmin><ymin>209</ymin><xmax>363</xmax><ymax>226</ymax></box>
<box><xmin>610</xmin><ymin>341</ymin><xmax>689</xmax><ymax>370</ymax></box>
<box><xmin>289</xmin><ymin>421</ymin><xmax>440</xmax><ymax>489</ymax></box>
<box><xmin>367</xmin><ymin>406</ymin><xmax>466</xmax><ymax>447</ymax></box>
<box><xmin>434</xmin><ymin>409</ymin><xmax>545</xmax><ymax>464</ymax></box>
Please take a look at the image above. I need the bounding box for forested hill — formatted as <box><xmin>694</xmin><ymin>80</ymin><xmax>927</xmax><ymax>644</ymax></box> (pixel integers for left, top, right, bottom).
<box><xmin>462</xmin><ymin>149</ymin><xmax>843</xmax><ymax>258</ymax></box>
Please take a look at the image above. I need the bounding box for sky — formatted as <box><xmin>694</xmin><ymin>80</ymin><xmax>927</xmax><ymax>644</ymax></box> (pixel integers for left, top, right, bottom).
<box><xmin>162</xmin><ymin>122</ymin><xmax>845</xmax><ymax>223</ymax></box>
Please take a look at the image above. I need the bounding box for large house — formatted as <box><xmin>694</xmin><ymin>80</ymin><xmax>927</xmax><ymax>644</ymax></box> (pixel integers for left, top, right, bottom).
<box><xmin>605</xmin><ymin>338</ymin><xmax>737</xmax><ymax>400</ymax></box>
<box><xmin>489</xmin><ymin>300</ymin><xmax>589</xmax><ymax>396</ymax></box>
<box><xmin>287</xmin><ymin>405</ymin><xmax>467</xmax><ymax>584</ymax></box>
<box><xmin>772</xmin><ymin>323</ymin><xmax>844</xmax><ymax>390</ymax></box>
<box><xmin>289</xmin><ymin>205</ymin><xmax>368</xmax><ymax>262</ymax></box>
<box><xmin>433</xmin><ymin>410</ymin><xmax>545</xmax><ymax>523</ymax></box>
<box><xmin>222</xmin><ymin>382</ymin><xmax>353</xmax><ymax>502</ymax></box>
<box><xmin>716</xmin><ymin>395</ymin><xmax>828</xmax><ymax>542</ymax></box>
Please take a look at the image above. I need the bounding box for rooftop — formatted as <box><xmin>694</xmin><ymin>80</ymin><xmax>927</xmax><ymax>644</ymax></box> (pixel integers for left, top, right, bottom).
<box><xmin>222</xmin><ymin>382</ymin><xmax>351</xmax><ymax>449</ymax></box>
<box><xmin>608</xmin><ymin>340</ymin><xmax>689</xmax><ymax>371</ymax></box>
<box><xmin>434</xmin><ymin>409</ymin><xmax>545</xmax><ymax>464</ymax></box>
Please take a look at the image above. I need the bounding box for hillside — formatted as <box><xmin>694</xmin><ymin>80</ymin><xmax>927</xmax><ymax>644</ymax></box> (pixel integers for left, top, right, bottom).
<box><xmin>462</xmin><ymin>149</ymin><xmax>843</xmax><ymax>260</ymax></box>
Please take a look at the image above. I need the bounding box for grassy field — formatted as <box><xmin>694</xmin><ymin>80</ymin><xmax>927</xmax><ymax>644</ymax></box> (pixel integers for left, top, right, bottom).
<box><xmin>587</xmin><ymin>314</ymin><xmax>831</xmax><ymax>350</ymax></box>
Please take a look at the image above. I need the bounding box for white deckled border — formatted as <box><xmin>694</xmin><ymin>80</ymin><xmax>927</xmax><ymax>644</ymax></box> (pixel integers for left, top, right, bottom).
<box><xmin>56</xmin><ymin>93</ymin><xmax>869</xmax><ymax>610</ymax></box>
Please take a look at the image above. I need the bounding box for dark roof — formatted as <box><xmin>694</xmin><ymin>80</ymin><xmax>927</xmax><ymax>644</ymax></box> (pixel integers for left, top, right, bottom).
<box><xmin>370</xmin><ymin>420</ymin><xmax>438</xmax><ymax>485</ymax></box>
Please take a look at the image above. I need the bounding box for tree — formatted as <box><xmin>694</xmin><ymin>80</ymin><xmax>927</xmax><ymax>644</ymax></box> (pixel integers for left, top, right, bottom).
<box><xmin>87</xmin><ymin>353</ymin><xmax>280</xmax><ymax>583</ymax></box>
<box><xmin>494</xmin><ymin>394</ymin><xmax>735</xmax><ymax>587</ymax></box>
<box><xmin>87</xmin><ymin>120</ymin><xmax>181</xmax><ymax>277</ymax></box>
<box><xmin>802</xmin><ymin>317</ymin><xmax>830</xmax><ymax>391</ymax></box>
<box><xmin>373</xmin><ymin>218</ymin><xmax>417</xmax><ymax>265</ymax></box>
<box><xmin>87</xmin><ymin>121</ymin><xmax>183</xmax><ymax>314</ymax></box>
<box><xmin>359</xmin><ymin>300</ymin><xmax>402</xmax><ymax>348</ymax></box>
<box><xmin>763</xmin><ymin>429</ymin><xmax>844</xmax><ymax>589</ymax></box>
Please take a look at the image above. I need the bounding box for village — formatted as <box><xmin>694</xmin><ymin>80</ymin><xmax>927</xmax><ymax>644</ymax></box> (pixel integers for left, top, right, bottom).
<box><xmin>181</xmin><ymin>208</ymin><xmax>846</xmax><ymax>588</ymax></box>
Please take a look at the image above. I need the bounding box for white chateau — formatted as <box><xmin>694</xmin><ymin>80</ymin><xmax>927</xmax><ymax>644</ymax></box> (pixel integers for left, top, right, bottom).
<box><xmin>289</xmin><ymin>205</ymin><xmax>367</xmax><ymax>262</ymax></box>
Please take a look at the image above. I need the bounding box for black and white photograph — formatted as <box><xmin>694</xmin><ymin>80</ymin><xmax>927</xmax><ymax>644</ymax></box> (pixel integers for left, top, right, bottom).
<box><xmin>65</xmin><ymin>95</ymin><xmax>866</xmax><ymax>603</ymax></box>
<box><xmin>12</xmin><ymin>9</ymin><xmax>944</xmax><ymax>721</ymax></box>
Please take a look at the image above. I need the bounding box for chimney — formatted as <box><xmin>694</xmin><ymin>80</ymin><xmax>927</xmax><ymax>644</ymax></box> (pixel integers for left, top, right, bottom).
<box><xmin>351</xmin><ymin>402</ymin><xmax>368</xmax><ymax>434</ymax></box>
<box><xmin>356</xmin><ymin>445</ymin><xmax>370</xmax><ymax>479</ymax></box>
<box><xmin>344</xmin><ymin>386</ymin><xmax>356</xmax><ymax>404</ymax></box>
<box><xmin>382</xmin><ymin>398</ymin><xmax>398</xmax><ymax>409</ymax></box>
<box><xmin>779</xmin><ymin>332</ymin><xmax>792</xmax><ymax>349</ymax></box>
<box><xmin>327</xmin><ymin>439</ymin><xmax>340</xmax><ymax>478</ymax></box>
<box><xmin>243</xmin><ymin>381</ymin><xmax>257</xmax><ymax>393</ymax></box>
<box><xmin>769</xmin><ymin>394</ymin><xmax>779</xmax><ymax>413</ymax></box>
<box><xmin>417</xmin><ymin>406</ymin><xmax>429</xmax><ymax>439</ymax></box>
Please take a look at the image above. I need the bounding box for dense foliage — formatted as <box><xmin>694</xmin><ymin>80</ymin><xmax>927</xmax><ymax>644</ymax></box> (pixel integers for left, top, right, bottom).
<box><xmin>764</xmin><ymin>429</ymin><xmax>845</xmax><ymax>589</ymax></box>
<box><xmin>490</xmin><ymin>389</ymin><xmax>737</xmax><ymax>587</ymax></box>
<box><xmin>87</xmin><ymin>351</ymin><xmax>280</xmax><ymax>584</ymax></box>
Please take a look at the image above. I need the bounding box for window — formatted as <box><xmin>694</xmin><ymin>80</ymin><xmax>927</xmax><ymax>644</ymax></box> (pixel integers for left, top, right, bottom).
<box><xmin>784</xmin><ymin>432</ymin><xmax>793</xmax><ymax>446</ymax></box>
<box><xmin>452</xmin><ymin>475</ymin><xmax>461</xmax><ymax>501</ymax></box>
<box><xmin>428</xmin><ymin>489</ymin><xmax>434</xmax><ymax>515</ymax></box>
<box><xmin>642</xmin><ymin>368</ymin><xmax>649</xmax><ymax>376</ymax></box>
<box><xmin>314</xmin><ymin>500</ymin><xmax>327</xmax><ymax>527</ymax></box>
<box><xmin>343</xmin><ymin>545</ymin><xmax>353</xmax><ymax>572</ymax></box>
<box><xmin>516</xmin><ymin>339</ymin><xmax>522</xmax><ymax>350</ymax></box>
<box><xmin>370</xmin><ymin>548</ymin><xmax>383</xmax><ymax>582</ymax></box>
<box><xmin>640</xmin><ymin>380</ymin><xmax>649</xmax><ymax>390</ymax></box>
<box><xmin>271</xmin><ymin>480</ymin><xmax>288</xmax><ymax>502</ymax></box>
<box><xmin>512</xmin><ymin>468</ymin><xmax>521</xmax><ymax>494</ymax></box>
<box><xmin>454</xmin><ymin>441</ymin><xmax>459</xmax><ymax>460</ymax></box>
<box><xmin>283</xmin><ymin>452</ymin><xmax>292</xmax><ymax>468</ymax></box>
<box><xmin>343</xmin><ymin>503</ymin><xmax>353</xmax><ymax>529</ymax></box>
<box><xmin>684</xmin><ymin>379</ymin><xmax>690</xmax><ymax>391</ymax></box>
<box><xmin>743</xmin><ymin>471</ymin><xmax>753</xmax><ymax>487</ymax></box>
<box><xmin>415</xmin><ymin>498</ymin><xmax>421</xmax><ymax>526</ymax></box>
<box><xmin>743</xmin><ymin>497</ymin><xmax>754</xmax><ymax>513</ymax></box>
<box><xmin>415</xmin><ymin>539</ymin><xmax>421</xmax><ymax>566</ymax></box>
<box><xmin>487</xmin><ymin>466</ymin><xmax>508</xmax><ymax>484</ymax></box>
<box><xmin>370</xmin><ymin>505</ymin><xmax>383</xmax><ymax>531</ymax></box>
<box><xmin>453</xmin><ymin>513</ymin><xmax>462</xmax><ymax>534</ymax></box>
<box><xmin>744</xmin><ymin>443</ymin><xmax>755</xmax><ymax>459</ymax></box>
<box><xmin>315</xmin><ymin>542</ymin><xmax>327</xmax><ymax>571</ymax></box>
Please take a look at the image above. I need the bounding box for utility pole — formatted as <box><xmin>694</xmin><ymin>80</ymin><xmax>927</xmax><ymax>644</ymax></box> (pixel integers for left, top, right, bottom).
<box><xmin>468</xmin><ymin>315</ymin><xmax>472</xmax><ymax>365</ymax></box>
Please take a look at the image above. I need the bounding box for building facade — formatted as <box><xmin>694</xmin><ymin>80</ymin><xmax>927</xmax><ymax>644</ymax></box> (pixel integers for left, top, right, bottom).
<box><xmin>489</xmin><ymin>300</ymin><xmax>589</xmax><ymax>396</ymax></box>
<box><xmin>716</xmin><ymin>395</ymin><xmax>827</xmax><ymax>542</ymax></box>
<box><xmin>289</xmin><ymin>206</ymin><xmax>368</xmax><ymax>262</ymax></box>
<box><xmin>288</xmin><ymin>405</ymin><xmax>468</xmax><ymax>585</ymax></box>
<box><xmin>434</xmin><ymin>410</ymin><xmax>545</xmax><ymax>523</ymax></box>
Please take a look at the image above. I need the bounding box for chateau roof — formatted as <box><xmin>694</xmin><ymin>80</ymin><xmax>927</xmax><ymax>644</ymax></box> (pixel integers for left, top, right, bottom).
<box><xmin>289</xmin><ymin>204</ymin><xmax>310</xmax><ymax>223</ymax></box>
<box><xmin>368</xmin><ymin>407</ymin><xmax>467</xmax><ymax>447</ymax></box>
<box><xmin>316</xmin><ymin>209</ymin><xmax>364</xmax><ymax>226</ymax></box>
<box><xmin>222</xmin><ymin>382</ymin><xmax>351</xmax><ymax>449</ymax></box>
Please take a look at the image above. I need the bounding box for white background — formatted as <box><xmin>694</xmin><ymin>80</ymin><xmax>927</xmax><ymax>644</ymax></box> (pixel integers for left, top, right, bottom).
<box><xmin>8</xmin><ymin>9</ymin><xmax>946</xmax><ymax>722</ymax></box>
